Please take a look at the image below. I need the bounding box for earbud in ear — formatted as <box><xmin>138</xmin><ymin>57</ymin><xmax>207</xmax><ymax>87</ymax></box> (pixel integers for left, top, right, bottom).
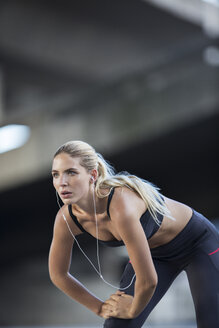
<box><xmin>91</xmin><ymin>176</ymin><xmax>95</xmax><ymax>182</ymax></box>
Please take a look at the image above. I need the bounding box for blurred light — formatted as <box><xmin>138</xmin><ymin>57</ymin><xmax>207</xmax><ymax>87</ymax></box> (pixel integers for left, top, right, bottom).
<box><xmin>202</xmin><ymin>0</ymin><xmax>219</xmax><ymax>5</ymax></box>
<box><xmin>203</xmin><ymin>46</ymin><xmax>219</xmax><ymax>66</ymax></box>
<box><xmin>0</xmin><ymin>124</ymin><xmax>30</xmax><ymax>154</ymax></box>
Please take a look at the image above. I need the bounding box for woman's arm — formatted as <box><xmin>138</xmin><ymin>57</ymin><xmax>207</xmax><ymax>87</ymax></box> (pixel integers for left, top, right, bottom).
<box><xmin>48</xmin><ymin>205</ymin><xmax>104</xmax><ymax>316</ymax></box>
<box><xmin>105</xmin><ymin>188</ymin><xmax>158</xmax><ymax>319</ymax></box>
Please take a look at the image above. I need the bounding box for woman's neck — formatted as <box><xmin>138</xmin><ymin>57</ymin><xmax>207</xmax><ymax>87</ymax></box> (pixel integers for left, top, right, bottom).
<box><xmin>72</xmin><ymin>189</ymin><xmax>108</xmax><ymax>218</ymax></box>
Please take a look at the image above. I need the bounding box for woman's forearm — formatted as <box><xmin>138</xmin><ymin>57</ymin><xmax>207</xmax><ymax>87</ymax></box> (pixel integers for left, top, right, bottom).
<box><xmin>129</xmin><ymin>279</ymin><xmax>157</xmax><ymax>318</ymax></box>
<box><xmin>51</xmin><ymin>272</ymin><xmax>104</xmax><ymax>315</ymax></box>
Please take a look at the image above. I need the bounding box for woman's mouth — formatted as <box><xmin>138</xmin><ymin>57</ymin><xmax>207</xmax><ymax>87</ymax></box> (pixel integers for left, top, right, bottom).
<box><xmin>60</xmin><ymin>191</ymin><xmax>72</xmax><ymax>199</ymax></box>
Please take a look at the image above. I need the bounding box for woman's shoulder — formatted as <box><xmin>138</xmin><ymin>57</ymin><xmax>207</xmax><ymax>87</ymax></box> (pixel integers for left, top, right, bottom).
<box><xmin>113</xmin><ymin>185</ymin><xmax>143</xmax><ymax>199</ymax></box>
<box><xmin>99</xmin><ymin>185</ymin><xmax>135</xmax><ymax>201</ymax></box>
<box><xmin>110</xmin><ymin>186</ymin><xmax>147</xmax><ymax>218</ymax></box>
<box><xmin>54</xmin><ymin>205</ymin><xmax>83</xmax><ymax>237</ymax></box>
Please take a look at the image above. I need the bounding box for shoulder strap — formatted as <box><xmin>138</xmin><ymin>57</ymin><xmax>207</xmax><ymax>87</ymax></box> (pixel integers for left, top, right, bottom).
<box><xmin>68</xmin><ymin>205</ymin><xmax>87</xmax><ymax>234</ymax></box>
<box><xmin>107</xmin><ymin>188</ymin><xmax>115</xmax><ymax>218</ymax></box>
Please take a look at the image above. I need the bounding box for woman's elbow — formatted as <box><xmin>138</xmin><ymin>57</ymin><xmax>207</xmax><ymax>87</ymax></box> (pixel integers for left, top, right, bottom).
<box><xmin>141</xmin><ymin>274</ymin><xmax>158</xmax><ymax>291</ymax></box>
<box><xmin>150</xmin><ymin>272</ymin><xmax>158</xmax><ymax>289</ymax></box>
<box><xmin>49</xmin><ymin>268</ymin><xmax>67</xmax><ymax>287</ymax></box>
<box><xmin>149</xmin><ymin>279</ymin><xmax>157</xmax><ymax>291</ymax></box>
<box><xmin>141</xmin><ymin>280</ymin><xmax>157</xmax><ymax>297</ymax></box>
<box><xmin>145</xmin><ymin>280</ymin><xmax>157</xmax><ymax>291</ymax></box>
<box><xmin>151</xmin><ymin>272</ymin><xmax>158</xmax><ymax>287</ymax></box>
<box><xmin>49</xmin><ymin>271</ymin><xmax>60</xmax><ymax>286</ymax></box>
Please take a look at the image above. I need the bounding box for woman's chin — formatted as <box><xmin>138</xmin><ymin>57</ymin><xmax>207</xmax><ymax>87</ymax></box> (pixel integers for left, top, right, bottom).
<box><xmin>61</xmin><ymin>198</ymin><xmax>73</xmax><ymax>205</ymax></box>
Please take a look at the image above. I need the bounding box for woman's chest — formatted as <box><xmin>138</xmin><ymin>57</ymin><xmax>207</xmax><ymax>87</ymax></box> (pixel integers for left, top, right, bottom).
<box><xmin>77</xmin><ymin>212</ymin><xmax>122</xmax><ymax>242</ymax></box>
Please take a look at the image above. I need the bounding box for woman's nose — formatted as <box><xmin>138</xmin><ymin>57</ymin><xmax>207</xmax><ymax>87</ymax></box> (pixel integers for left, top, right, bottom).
<box><xmin>59</xmin><ymin>175</ymin><xmax>68</xmax><ymax>186</ymax></box>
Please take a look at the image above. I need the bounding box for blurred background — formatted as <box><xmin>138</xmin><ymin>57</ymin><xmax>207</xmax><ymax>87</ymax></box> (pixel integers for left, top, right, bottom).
<box><xmin>0</xmin><ymin>0</ymin><xmax>219</xmax><ymax>327</ymax></box>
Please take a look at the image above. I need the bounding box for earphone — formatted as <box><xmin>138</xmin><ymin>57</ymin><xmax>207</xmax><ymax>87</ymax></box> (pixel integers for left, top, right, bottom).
<box><xmin>56</xmin><ymin>187</ymin><xmax>136</xmax><ymax>290</ymax></box>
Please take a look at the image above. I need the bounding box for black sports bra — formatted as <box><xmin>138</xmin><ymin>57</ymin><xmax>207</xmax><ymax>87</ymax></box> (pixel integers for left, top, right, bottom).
<box><xmin>68</xmin><ymin>188</ymin><xmax>164</xmax><ymax>247</ymax></box>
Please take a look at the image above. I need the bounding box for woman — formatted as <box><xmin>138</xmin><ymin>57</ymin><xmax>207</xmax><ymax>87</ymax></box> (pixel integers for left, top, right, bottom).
<box><xmin>49</xmin><ymin>140</ymin><xmax>219</xmax><ymax>328</ymax></box>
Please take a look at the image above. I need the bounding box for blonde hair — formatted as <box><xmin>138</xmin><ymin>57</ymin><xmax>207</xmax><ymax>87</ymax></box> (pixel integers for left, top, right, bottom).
<box><xmin>54</xmin><ymin>140</ymin><xmax>173</xmax><ymax>225</ymax></box>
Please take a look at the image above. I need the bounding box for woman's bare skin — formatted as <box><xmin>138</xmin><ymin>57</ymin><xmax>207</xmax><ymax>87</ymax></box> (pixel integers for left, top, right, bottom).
<box><xmin>69</xmin><ymin>187</ymin><xmax>193</xmax><ymax>249</ymax></box>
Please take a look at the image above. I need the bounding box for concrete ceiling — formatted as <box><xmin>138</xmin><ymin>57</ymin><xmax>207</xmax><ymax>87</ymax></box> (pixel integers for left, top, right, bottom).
<box><xmin>145</xmin><ymin>0</ymin><xmax>219</xmax><ymax>38</ymax></box>
<box><xmin>0</xmin><ymin>0</ymin><xmax>219</xmax><ymax>191</ymax></box>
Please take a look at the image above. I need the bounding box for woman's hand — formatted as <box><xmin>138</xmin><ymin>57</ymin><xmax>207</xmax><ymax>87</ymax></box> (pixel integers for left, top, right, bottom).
<box><xmin>99</xmin><ymin>291</ymin><xmax>134</xmax><ymax>319</ymax></box>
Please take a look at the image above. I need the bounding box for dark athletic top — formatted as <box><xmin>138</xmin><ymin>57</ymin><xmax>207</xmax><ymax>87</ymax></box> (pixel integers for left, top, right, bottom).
<box><xmin>68</xmin><ymin>188</ymin><xmax>164</xmax><ymax>247</ymax></box>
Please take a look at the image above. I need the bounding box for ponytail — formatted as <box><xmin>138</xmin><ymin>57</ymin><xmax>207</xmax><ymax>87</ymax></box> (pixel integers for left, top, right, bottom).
<box><xmin>95</xmin><ymin>155</ymin><xmax>174</xmax><ymax>225</ymax></box>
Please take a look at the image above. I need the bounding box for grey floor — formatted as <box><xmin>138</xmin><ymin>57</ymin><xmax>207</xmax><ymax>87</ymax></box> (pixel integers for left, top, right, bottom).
<box><xmin>0</xmin><ymin>326</ymin><xmax>196</xmax><ymax>328</ymax></box>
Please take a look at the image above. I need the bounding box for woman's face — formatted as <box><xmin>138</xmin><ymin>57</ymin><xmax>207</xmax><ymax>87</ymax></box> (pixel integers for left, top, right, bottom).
<box><xmin>52</xmin><ymin>153</ymin><xmax>92</xmax><ymax>205</ymax></box>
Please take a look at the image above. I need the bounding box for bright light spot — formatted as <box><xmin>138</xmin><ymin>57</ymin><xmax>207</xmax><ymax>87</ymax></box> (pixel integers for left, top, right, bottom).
<box><xmin>203</xmin><ymin>46</ymin><xmax>219</xmax><ymax>66</ymax></box>
<box><xmin>0</xmin><ymin>124</ymin><xmax>31</xmax><ymax>154</ymax></box>
<box><xmin>202</xmin><ymin>0</ymin><xmax>219</xmax><ymax>5</ymax></box>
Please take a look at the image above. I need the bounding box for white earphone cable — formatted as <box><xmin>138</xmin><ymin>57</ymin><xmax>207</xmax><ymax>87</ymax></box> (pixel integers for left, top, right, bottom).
<box><xmin>56</xmin><ymin>188</ymin><xmax>136</xmax><ymax>290</ymax></box>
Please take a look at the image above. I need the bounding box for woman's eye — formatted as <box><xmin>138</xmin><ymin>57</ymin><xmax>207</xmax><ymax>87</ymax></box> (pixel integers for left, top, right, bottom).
<box><xmin>52</xmin><ymin>173</ymin><xmax>59</xmax><ymax>178</ymax></box>
<box><xmin>68</xmin><ymin>171</ymin><xmax>76</xmax><ymax>175</ymax></box>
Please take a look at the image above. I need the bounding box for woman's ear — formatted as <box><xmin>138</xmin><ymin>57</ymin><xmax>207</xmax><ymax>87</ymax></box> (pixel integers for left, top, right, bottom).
<box><xmin>90</xmin><ymin>169</ymin><xmax>98</xmax><ymax>183</ymax></box>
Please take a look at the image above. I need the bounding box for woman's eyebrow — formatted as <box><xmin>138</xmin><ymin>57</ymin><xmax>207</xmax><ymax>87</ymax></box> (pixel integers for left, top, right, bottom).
<box><xmin>51</xmin><ymin>167</ymin><xmax>78</xmax><ymax>173</ymax></box>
